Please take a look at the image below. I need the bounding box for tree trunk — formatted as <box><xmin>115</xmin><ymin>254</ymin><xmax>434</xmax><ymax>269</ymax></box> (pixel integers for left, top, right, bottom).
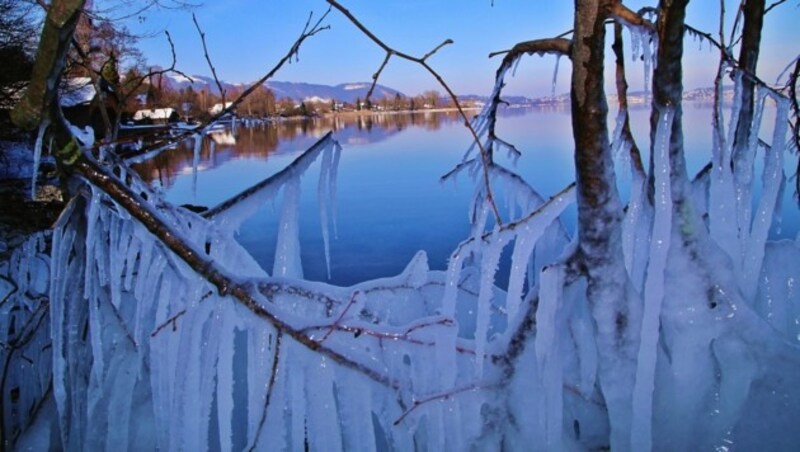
<box><xmin>11</xmin><ymin>0</ymin><xmax>87</xmax><ymax>132</ymax></box>
<box><xmin>733</xmin><ymin>0</ymin><xmax>765</xmax><ymax>164</ymax></box>
<box><xmin>571</xmin><ymin>1</ymin><xmax>638</xmax><ymax>450</ymax></box>
<box><xmin>650</xmin><ymin>0</ymin><xmax>692</xmax><ymax>215</ymax></box>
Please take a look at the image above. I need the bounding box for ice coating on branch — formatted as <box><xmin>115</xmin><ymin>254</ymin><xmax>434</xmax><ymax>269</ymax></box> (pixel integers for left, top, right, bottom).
<box><xmin>631</xmin><ymin>107</ymin><xmax>674</xmax><ymax>451</ymax></box>
<box><xmin>474</xmin><ymin>232</ymin><xmax>509</xmax><ymax>376</ymax></box>
<box><xmin>207</xmin><ymin>132</ymin><xmax>335</xmax><ymax>232</ymax></box>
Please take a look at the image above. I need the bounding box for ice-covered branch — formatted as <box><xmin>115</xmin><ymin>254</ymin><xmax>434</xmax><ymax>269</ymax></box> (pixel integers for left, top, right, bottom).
<box><xmin>202</xmin><ymin>131</ymin><xmax>335</xmax><ymax>227</ymax></box>
<box><xmin>489</xmin><ymin>38</ymin><xmax>571</xmax><ymax>60</ymax></box>
<box><xmin>609</xmin><ymin>1</ymin><xmax>656</xmax><ymax>33</ymax></box>
<box><xmin>73</xmin><ymin>154</ymin><xmax>402</xmax><ymax>392</ymax></box>
<box><xmin>450</xmin><ymin>182</ymin><xmax>575</xmax><ymax>262</ymax></box>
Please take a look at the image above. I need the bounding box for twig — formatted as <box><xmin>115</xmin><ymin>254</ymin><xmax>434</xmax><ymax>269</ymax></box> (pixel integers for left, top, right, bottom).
<box><xmin>684</xmin><ymin>23</ymin><xmax>787</xmax><ymax>101</ymax></box>
<box><xmin>150</xmin><ymin>290</ymin><xmax>214</xmax><ymax>337</ymax></box>
<box><xmin>150</xmin><ymin>309</ymin><xmax>187</xmax><ymax>337</ymax></box>
<box><xmin>393</xmin><ymin>383</ymin><xmax>497</xmax><ymax>425</ymax></box>
<box><xmin>365</xmin><ymin>51</ymin><xmax>393</xmax><ymax>103</ymax></box>
<box><xmin>192</xmin><ymin>13</ymin><xmax>226</xmax><ymax>107</ymax></box>
<box><xmin>318</xmin><ymin>290</ymin><xmax>360</xmax><ymax>343</ymax></box>
<box><xmin>301</xmin><ymin>317</ymin><xmax>474</xmax><ymax>354</ymax></box>
<box><xmin>765</xmin><ymin>0</ymin><xmax>788</xmax><ymax>15</ymax></box>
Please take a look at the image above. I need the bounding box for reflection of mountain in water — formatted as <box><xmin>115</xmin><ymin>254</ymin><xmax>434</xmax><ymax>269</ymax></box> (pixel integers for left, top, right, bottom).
<box><xmin>132</xmin><ymin>111</ymin><xmax>464</xmax><ymax>190</ymax></box>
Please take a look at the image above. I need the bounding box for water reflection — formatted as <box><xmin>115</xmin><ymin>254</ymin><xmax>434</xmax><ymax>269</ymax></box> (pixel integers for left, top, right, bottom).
<box><xmin>132</xmin><ymin>111</ymin><xmax>466</xmax><ymax>190</ymax></box>
<box><xmin>131</xmin><ymin>105</ymin><xmax>799</xmax><ymax>286</ymax></box>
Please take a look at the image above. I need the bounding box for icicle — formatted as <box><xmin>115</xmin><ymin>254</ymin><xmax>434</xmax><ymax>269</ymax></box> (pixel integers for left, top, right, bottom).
<box><xmin>288</xmin><ymin>346</ymin><xmax>307</xmax><ymax>451</ymax></box>
<box><xmin>475</xmin><ymin>232</ymin><xmax>509</xmax><ymax>377</ymax></box>
<box><xmin>629</xmin><ymin>26</ymin><xmax>642</xmax><ymax>63</ymax></box>
<box><xmin>30</xmin><ymin>119</ymin><xmax>48</xmax><ymax>200</ymax></box>
<box><xmin>335</xmin><ymin>370</ymin><xmax>376</xmax><ymax>451</ymax></box>
<box><xmin>216</xmin><ymin>308</ymin><xmax>237</xmax><ymax>452</ymax></box>
<box><xmin>305</xmin><ymin>356</ymin><xmax>344</xmax><ymax>452</ymax></box>
<box><xmin>329</xmin><ymin>142</ymin><xmax>342</xmax><ymax>238</ymax></box>
<box><xmin>511</xmin><ymin>55</ymin><xmax>523</xmax><ymax>77</ymax></box>
<box><xmin>192</xmin><ymin>133</ymin><xmax>202</xmax><ymax>199</ymax></box>
<box><xmin>534</xmin><ymin>265</ymin><xmax>565</xmax><ymax>450</ymax></box>
<box><xmin>622</xmin><ymin>167</ymin><xmax>648</xmax><ymax>287</ymax></box>
<box><xmin>551</xmin><ymin>56</ymin><xmax>561</xmax><ymax>99</ymax></box>
<box><xmin>709</xmin><ymin>73</ymin><xmax>744</xmax><ymax>271</ymax></box>
<box><xmin>437</xmin><ymin>249</ymin><xmax>465</xmax><ymax>391</ymax></box>
<box><xmin>318</xmin><ymin>145</ymin><xmax>333</xmax><ymax>279</ymax></box>
<box><xmin>734</xmin><ymin>86</ymin><xmax>768</xmax><ymax>250</ymax></box>
<box><xmin>741</xmin><ymin>97</ymin><xmax>789</xmax><ymax>300</ymax></box>
<box><xmin>611</xmin><ymin>108</ymin><xmax>628</xmax><ymax>157</ymax></box>
<box><xmin>273</xmin><ymin>178</ymin><xmax>304</xmax><ymax>279</ymax></box>
<box><xmin>642</xmin><ymin>32</ymin><xmax>652</xmax><ymax>96</ymax></box>
<box><xmin>83</xmin><ymin>187</ymin><xmax>101</xmax><ymax>298</ymax></box>
<box><xmin>631</xmin><ymin>107</ymin><xmax>675</xmax><ymax>452</ymax></box>
<box><xmin>506</xmin><ymin>229</ymin><xmax>540</xmax><ymax>322</ymax></box>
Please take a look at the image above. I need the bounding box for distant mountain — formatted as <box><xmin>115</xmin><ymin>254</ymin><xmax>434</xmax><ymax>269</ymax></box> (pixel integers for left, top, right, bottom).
<box><xmin>266</xmin><ymin>81</ymin><xmax>403</xmax><ymax>103</ymax></box>
<box><xmin>159</xmin><ymin>73</ymin><xmax>403</xmax><ymax>103</ymax></box>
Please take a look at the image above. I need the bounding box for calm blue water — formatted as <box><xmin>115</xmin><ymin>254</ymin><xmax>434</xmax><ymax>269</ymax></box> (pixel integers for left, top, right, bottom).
<box><xmin>134</xmin><ymin>106</ymin><xmax>799</xmax><ymax>287</ymax></box>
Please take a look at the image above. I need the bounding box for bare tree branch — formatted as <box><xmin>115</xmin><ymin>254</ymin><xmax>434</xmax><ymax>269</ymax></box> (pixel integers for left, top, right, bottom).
<box><xmin>765</xmin><ymin>0</ymin><xmax>788</xmax><ymax>14</ymax></box>
<box><xmin>135</xmin><ymin>9</ymin><xmax>332</xmax><ymax>156</ymax></box>
<box><xmin>192</xmin><ymin>13</ymin><xmax>226</xmax><ymax>107</ymax></box>
<box><xmin>393</xmin><ymin>383</ymin><xmax>496</xmax><ymax>426</ymax></box>
<box><xmin>326</xmin><ymin>0</ymin><xmax>504</xmax><ymax>223</ymax></box>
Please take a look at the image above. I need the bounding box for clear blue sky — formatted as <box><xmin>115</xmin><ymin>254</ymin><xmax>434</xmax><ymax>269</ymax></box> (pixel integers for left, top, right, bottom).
<box><xmin>122</xmin><ymin>0</ymin><xmax>799</xmax><ymax>98</ymax></box>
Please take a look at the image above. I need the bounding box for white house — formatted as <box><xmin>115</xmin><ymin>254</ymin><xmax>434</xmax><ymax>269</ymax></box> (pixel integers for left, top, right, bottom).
<box><xmin>209</xmin><ymin>102</ymin><xmax>234</xmax><ymax>115</ymax></box>
<box><xmin>133</xmin><ymin>108</ymin><xmax>178</xmax><ymax>124</ymax></box>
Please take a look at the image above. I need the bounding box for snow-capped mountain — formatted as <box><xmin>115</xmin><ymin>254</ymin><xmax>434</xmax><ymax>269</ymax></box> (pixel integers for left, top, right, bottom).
<box><xmin>266</xmin><ymin>81</ymin><xmax>403</xmax><ymax>103</ymax></box>
<box><xmin>159</xmin><ymin>73</ymin><xmax>403</xmax><ymax>103</ymax></box>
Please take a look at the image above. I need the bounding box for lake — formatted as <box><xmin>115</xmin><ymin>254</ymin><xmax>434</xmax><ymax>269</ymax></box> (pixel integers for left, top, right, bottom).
<box><xmin>132</xmin><ymin>105</ymin><xmax>799</xmax><ymax>287</ymax></box>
